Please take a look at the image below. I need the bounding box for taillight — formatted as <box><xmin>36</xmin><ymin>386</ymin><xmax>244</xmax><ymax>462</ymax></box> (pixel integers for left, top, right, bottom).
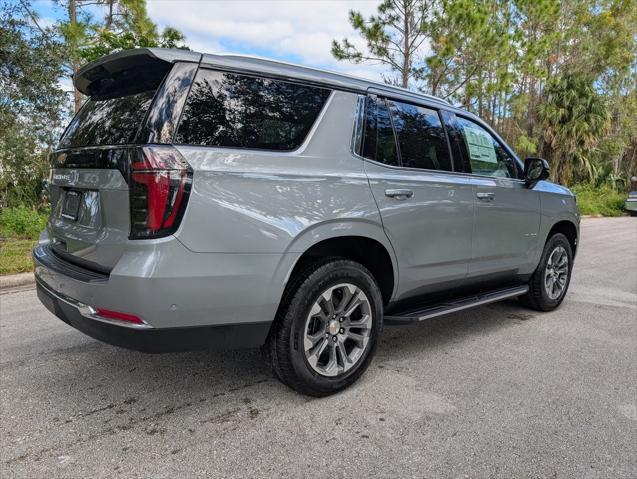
<box><xmin>129</xmin><ymin>146</ymin><xmax>192</xmax><ymax>239</ymax></box>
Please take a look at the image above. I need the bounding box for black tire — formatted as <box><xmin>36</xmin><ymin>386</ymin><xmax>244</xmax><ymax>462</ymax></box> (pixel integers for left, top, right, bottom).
<box><xmin>520</xmin><ymin>233</ymin><xmax>573</xmax><ymax>311</ymax></box>
<box><xmin>267</xmin><ymin>258</ymin><xmax>383</xmax><ymax>397</ymax></box>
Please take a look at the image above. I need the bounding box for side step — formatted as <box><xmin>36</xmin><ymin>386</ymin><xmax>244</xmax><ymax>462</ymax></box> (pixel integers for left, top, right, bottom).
<box><xmin>384</xmin><ymin>285</ymin><xmax>529</xmax><ymax>325</ymax></box>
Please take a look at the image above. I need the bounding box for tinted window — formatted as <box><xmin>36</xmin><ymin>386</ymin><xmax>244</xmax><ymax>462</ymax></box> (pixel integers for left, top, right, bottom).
<box><xmin>388</xmin><ymin>101</ymin><xmax>452</xmax><ymax>171</ymax></box>
<box><xmin>362</xmin><ymin>96</ymin><xmax>399</xmax><ymax>166</ymax></box>
<box><xmin>453</xmin><ymin>117</ymin><xmax>518</xmax><ymax>178</ymax></box>
<box><xmin>175</xmin><ymin>70</ymin><xmax>331</xmax><ymax>150</ymax></box>
<box><xmin>59</xmin><ymin>90</ymin><xmax>155</xmax><ymax>148</ymax></box>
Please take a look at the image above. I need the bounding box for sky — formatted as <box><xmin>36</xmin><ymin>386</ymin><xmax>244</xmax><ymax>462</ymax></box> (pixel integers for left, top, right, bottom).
<box><xmin>29</xmin><ymin>0</ymin><xmax>392</xmax><ymax>84</ymax></box>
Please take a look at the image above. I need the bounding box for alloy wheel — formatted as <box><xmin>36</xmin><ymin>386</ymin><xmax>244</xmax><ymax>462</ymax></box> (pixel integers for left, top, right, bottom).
<box><xmin>544</xmin><ymin>245</ymin><xmax>569</xmax><ymax>300</ymax></box>
<box><xmin>303</xmin><ymin>283</ymin><xmax>373</xmax><ymax>377</ymax></box>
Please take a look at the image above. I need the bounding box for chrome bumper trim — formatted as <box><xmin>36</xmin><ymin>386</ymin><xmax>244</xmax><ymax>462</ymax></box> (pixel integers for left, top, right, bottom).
<box><xmin>35</xmin><ymin>275</ymin><xmax>153</xmax><ymax>330</ymax></box>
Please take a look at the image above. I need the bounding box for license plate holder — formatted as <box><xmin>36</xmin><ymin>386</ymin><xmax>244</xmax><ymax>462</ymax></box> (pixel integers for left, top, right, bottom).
<box><xmin>61</xmin><ymin>190</ymin><xmax>82</xmax><ymax>221</ymax></box>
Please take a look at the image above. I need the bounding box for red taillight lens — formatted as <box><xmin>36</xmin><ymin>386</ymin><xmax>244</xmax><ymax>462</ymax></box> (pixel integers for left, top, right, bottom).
<box><xmin>95</xmin><ymin>308</ymin><xmax>144</xmax><ymax>325</ymax></box>
<box><xmin>129</xmin><ymin>146</ymin><xmax>192</xmax><ymax>239</ymax></box>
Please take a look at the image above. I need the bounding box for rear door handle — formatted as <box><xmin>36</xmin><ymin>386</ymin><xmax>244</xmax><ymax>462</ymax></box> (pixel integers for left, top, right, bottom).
<box><xmin>385</xmin><ymin>189</ymin><xmax>414</xmax><ymax>200</ymax></box>
<box><xmin>476</xmin><ymin>192</ymin><xmax>495</xmax><ymax>201</ymax></box>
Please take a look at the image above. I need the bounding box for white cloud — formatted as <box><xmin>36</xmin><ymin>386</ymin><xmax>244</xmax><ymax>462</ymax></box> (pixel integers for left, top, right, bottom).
<box><xmin>37</xmin><ymin>17</ymin><xmax>56</xmax><ymax>29</ymax></box>
<box><xmin>57</xmin><ymin>77</ymin><xmax>74</xmax><ymax>93</ymax></box>
<box><xmin>147</xmin><ymin>0</ymin><xmax>391</xmax><ymax>81</ymax></box>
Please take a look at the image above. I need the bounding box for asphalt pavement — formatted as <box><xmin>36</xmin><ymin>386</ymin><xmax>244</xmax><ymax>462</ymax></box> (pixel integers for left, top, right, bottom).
<box><xmin>1</xmin><ymin>217</ymin><xmax>635</xmax><ymax>478</ymax></box>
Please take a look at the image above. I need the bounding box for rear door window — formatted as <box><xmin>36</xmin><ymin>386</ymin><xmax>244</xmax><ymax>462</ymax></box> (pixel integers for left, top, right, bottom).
<box><xmin>387</xmin><ymin>100</ymin><xmax>452</xmax><ymax>171</ymax></box>
<box><xmin>59</xmin><ymin>90</ymin><xmax>156</xmax><ymax>148</ymax></box>
<box><xmin>175</xmin><ymin>69</ymin><xmax>331</xmax><ymax>151</ymax></box>
<box><xmin>361</xmin><ymin>96</ymin><xmax>399</xmax><ymax>166</ymax></box>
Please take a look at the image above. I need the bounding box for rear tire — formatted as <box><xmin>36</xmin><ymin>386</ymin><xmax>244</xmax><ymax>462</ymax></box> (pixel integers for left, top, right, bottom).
<box><xmin>520</xmin><ymin>233</ymin><xmax>573</xmax><ymax>311</ymax></box>
<box><xmin>267</xmin><ymin>258</ymin><xmax>383</xmax><ymax>397</ymax></box>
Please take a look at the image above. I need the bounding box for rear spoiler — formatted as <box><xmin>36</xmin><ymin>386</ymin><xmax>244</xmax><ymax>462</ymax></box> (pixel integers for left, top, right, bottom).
<box><xmin>73</xmin><ymin>48</ymin><xmax>202</xmax><ymax>99</ymax></box>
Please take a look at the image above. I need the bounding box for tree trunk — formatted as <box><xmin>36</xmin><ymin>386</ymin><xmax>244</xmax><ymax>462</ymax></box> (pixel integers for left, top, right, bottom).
<box><xmin>478</xmin><ymin>78</ymin><xmax>483</xmax><ymax>118</ymax></box>
<box><xmin>68</xmin><ymin>0</ymin><xmax>82</xmax><ymax>113</ymax></box>
<box><xmin>402</xmin><ymin>1</ymin><xmax>410</xmax><ymax>89</ymax></box>
<box><xmin>105</xmin><ymin>0</ymin><xmax>115</xmax><ymax>30</ymax></box>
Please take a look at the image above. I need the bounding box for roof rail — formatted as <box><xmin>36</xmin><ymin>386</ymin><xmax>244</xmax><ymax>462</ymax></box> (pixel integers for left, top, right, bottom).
<box><xmin>368</xmin><ymin>85</ymin><xmax>451</xmax><ymax>105</ymax></box>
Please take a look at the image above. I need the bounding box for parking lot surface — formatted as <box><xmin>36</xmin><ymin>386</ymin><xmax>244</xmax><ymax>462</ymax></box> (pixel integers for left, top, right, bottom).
<box><xmin>1</xmin><ymin>217</ymin><xmax>636</xmax><ymax>478</ymax></box>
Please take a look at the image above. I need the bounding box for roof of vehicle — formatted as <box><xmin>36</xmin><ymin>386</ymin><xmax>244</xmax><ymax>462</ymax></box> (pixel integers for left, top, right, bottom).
<box><xmin>74</xmin><ymin>47</ymin><xmax>456</xmax><ymax>110</ymax></box>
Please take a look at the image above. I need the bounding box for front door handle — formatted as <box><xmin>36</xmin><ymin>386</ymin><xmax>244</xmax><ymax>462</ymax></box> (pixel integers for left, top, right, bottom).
<box><xmin>476</xmin><ymin>192</ymin><xmax>495</xmax><ymax>201</ymax></box>
<box><xmin>385</xmin><ymin>188</ymin><xmax>414</xmax><ymax>200</ymax></box>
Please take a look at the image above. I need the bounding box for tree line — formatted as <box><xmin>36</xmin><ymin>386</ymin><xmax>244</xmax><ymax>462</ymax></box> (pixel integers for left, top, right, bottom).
<box><xmin>333</xmin><ymin>0</ymin><xmax>636</xmax><ymax>186</ymax></box>
<box><xmin>1</xmin><ymin>0</ymin><xmax>636</xmax><ymax>211</ymax></box>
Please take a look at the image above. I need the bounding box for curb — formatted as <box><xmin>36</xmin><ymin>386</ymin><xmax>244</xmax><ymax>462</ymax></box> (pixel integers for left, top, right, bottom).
<box><xmin>0</xmin><ymin>272</ymin><xmax>35</xmax><ymax>290</ymax></box>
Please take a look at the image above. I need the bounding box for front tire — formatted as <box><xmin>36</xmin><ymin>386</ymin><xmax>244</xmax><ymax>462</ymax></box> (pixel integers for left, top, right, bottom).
<box><xmin>267</xmin><ymin>258</ymin><xmax>383</xmax><ymax>397</ymax></box>
<box><xmin>520</xmin><ymin>233</ymin><xmax>573</xmax><ymax>311</ymax></box>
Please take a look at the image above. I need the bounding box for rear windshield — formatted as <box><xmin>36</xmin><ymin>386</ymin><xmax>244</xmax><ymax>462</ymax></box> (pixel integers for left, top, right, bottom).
<box><xmin>175</xmin><ymin>69</ymin><xmax>331</xmax><ymax>151</ymax></box>
<box><xmin>58</xmin><ymin>90</ymin><xmax>155</xmax><ymax>148</ymax></box>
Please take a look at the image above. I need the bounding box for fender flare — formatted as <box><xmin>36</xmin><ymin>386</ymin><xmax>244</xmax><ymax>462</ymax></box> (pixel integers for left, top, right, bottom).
<box><xmin>271</xmin><ymin>218</ymin><xmax>400</xmax><ymax>301</ymax></box>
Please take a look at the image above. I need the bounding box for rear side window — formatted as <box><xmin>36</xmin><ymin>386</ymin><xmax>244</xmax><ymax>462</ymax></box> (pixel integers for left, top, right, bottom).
<box><xmin>387</xmin><ymin>100</ymin><xmax>452</xmax><ymax>171</ymax></box>
<box><xmin>175</xmin><ymin>69</ymin><xmax>331</xmax><ymax>150</ymax></box>
<box><xmin>362</xmin><ymin>96</ymin><xmax>399</xmax><ymax>166</ymax></box>
<box><xmin>59</xmin><ymin>90</ymin><xmax>155</xmax><ymax>148</ymax></box>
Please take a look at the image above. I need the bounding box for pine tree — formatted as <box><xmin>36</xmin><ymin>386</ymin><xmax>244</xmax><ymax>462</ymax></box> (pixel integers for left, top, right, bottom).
<box><xmin>331</xmin><ymin>0</ymin><xmax>434</xmax><ymax>89</ymax></box>
<box><xmin>57</xmin><ymin>0</ymin><xmax>188</xmax><ymax>112</ymax></box>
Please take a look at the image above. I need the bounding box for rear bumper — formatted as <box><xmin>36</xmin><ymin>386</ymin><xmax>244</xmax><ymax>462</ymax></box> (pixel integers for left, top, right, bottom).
<box><xmin>36</xmin><ymin>278</ymin><xmax>270</xmax><ymax>353</ymax></box>
<box><xmin>32</xmin><ymin>238</ymin><xmax>299</xmax><ymax>351</ymax></box>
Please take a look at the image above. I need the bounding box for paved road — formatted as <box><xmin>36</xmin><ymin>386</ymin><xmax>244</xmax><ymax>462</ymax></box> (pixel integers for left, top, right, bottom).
<box><xmin>1</xmin><ymin>218</ymin><xmax>635</xmax><ymax>478</ymax></box>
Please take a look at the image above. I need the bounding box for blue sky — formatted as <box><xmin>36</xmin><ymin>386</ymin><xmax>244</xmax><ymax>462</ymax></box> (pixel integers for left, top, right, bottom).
<box><xmin>29</xmin><ymin>0</ymin><xmax>394</xmax><ymax>82</ymax></box>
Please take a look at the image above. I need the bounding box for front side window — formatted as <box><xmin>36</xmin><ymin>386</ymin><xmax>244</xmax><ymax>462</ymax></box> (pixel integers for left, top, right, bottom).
<box><xmin>175</xmin><ymin>69</ymin><xmax>331</xmax><ymax>151</ymax></box>
<box><xmin>387</xmin><ymin>100</ymin><xmax>452</xmax><ymax>171</ymax></box>
<box><xmin>361</xmin><ymin>96</ymin><xmax>399</xmax><ymax>166</ymax></box>
<box><xmin>452</xmin><ymin>117</ymin><xmax>518</xmax><ymax>178</ymax></box>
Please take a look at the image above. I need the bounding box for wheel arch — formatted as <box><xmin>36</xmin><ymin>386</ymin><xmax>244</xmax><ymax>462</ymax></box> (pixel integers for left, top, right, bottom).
<box><xmin>546</xmin><ymin>220</ymin><xmax>578</xmax><ymax>256</ymax></box>
<box><xmin>280</xmin><ymin>221</ymin><xmax>399</xmax><ymax>306</ymax></box>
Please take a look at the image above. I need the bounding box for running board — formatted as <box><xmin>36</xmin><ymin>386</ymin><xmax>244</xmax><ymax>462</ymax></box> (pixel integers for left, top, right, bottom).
<box><xmin>384</xmin><ymin>285</ymin><xmax>529</xmax><ymax>325</ymax></box>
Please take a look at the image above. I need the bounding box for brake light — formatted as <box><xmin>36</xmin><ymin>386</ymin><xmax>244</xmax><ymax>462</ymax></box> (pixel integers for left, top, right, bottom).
<box><xmin>95</xmin><ymin>308</ymin><xmax>144</xmax><ymax>325</ymax></box>
<box><xmin>129</xmin><ymin>146</ymin><xmax>192</xmax><ymax>239</ymax></box>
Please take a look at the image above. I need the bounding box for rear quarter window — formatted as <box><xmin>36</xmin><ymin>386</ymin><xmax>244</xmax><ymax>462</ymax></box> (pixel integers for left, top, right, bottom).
<box><xmin>175</xmin><ymin>69</ymin><xmax>331</xmax><ymax>151</ymax></box>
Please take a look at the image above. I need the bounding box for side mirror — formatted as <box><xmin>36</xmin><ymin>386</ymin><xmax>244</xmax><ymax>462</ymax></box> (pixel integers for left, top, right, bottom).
<box><xmin>524</xmin><ymin>157</ymin><xmax>549</xmax><ymax>187</ymax></box>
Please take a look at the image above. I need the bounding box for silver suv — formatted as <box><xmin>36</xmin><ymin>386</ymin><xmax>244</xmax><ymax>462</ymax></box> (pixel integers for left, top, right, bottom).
<box><xmin>34</xmin><ymin>48</ymin><xmax>579</xmax><ymax>396</ymax></box>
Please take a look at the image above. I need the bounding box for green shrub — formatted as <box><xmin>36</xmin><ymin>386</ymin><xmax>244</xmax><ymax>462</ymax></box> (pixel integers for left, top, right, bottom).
<box><xmin>0</xmin><ymin>206</ymin><xmax>48</xmax><ymax>239</ymax></box>
<box><xmin>571</xmin><ymin>184</ymin><xmax>626</xmax><ymax>217</ymax></box>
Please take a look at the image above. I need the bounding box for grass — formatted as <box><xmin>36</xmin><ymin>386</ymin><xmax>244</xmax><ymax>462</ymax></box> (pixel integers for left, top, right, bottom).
<box><xmin>571</xmin><ymin>184</ymin><xmax>627</xmax><ymax>217</ymax></box>
<box><xmin>0</xmin><ymin>206</ymin><xmax>48</xmax><ymax>275</ymax></box>
<box><xmin>0</xmin><ymin>239</ymin><xmax>37</xmax><ymax>275</ymax></box>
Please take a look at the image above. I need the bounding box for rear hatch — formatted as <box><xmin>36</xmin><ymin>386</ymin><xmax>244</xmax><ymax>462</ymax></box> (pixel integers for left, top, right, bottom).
<box><xmin>46</xmin><ymin>49</ymin><xmax>200</xmax><ymax>273</ymax></box>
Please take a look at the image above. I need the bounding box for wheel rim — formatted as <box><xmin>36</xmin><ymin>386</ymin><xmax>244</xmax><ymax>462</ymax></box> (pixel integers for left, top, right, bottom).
<box><xmin>544</xmin><ymin>245</ymin><xmax>569</xmax><ymax>300</ymax></box>
<box><xmin>303</xmin><ymin>283</ymin><xmax>373</xmax><ymax>377</ymax></box>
